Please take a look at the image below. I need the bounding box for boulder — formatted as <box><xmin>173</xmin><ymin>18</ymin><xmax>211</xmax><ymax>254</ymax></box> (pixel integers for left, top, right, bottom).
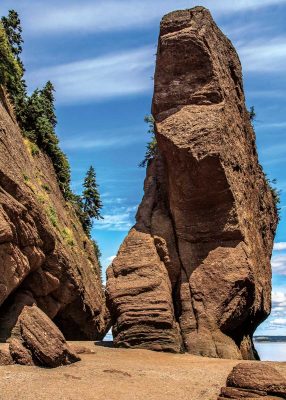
<box><xmin>218</xmin><ymin>363</ymin><xmax>286</xmax><ymax>398</ymax></box>
<box><xmin>9</xmin><ymin>305</ymin><xmax>80</xmax><ymax>368</ymax></box>
<box><xmin>106</xmin><ymin>7</ymin><xmax>278</xmax><ymax>358</ymax></box>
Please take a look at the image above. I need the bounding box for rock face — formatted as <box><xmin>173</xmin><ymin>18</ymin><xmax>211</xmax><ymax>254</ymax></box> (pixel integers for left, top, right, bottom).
<box><xmin>106</xmin><ymin>7</ymin><xmax>278</xmax><ymax>358</ymax></box>
<box><xmin>9</xmin><ymin>305</ymin><xmax>80</xmax><ymax>367</ymax></box>
<box><xmin>218</xmin><ymin>363</ymin><xmax>286</xmax><ymax>399</ymax></box>
<box><xmin>0</xmin><ymin>87</ymin><xmax>108</xmax><ymax>342</ymax></box>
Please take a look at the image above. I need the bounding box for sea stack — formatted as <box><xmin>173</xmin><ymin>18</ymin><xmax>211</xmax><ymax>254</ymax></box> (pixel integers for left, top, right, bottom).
<box><xmin>106</xmin><ymin>7</ymin><xmax>278</xmax><ymax>359</ymax></box>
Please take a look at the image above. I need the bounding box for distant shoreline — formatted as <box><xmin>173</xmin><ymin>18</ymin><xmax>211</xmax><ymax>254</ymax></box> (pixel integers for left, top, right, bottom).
<box><xmin>254</xmin><ymin>336</ymin><xmax>286</xmax><ymax>343</ymax></box>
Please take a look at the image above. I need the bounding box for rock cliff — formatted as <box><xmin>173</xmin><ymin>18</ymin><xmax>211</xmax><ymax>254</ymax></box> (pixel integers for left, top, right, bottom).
<box><xmin>0</xmin><ymin>87</ymin><xmax>108</xmax><ymax>344</ymax></box>
<box><xmin>106</xmin><ymin>7</ymin><xmax>278</xmax><ymax>358</ymax></box>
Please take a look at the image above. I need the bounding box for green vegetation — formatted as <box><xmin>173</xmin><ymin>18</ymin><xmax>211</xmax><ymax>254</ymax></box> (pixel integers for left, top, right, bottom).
<box><xmin>248</xmin><ymin>106</ymin><xmax>256</xmax><ymax>125</ymax></box>
<box><xmin>266</xmin><ymin>177</ymin><xmax>281</xmax><ymax>219</ymax></box>
<box><xmin>1</xmin><ymin>10</ymin><xmax>23</xmax><ymax>59</ymax></box>
<box><xmin>83</xmin><ymin>166</ymin><xmax>102</xmax><ymax>221</ymax></box>
<box><xmin>0</xmin><ymin>10</ymin><xmax>71</xmax><ymax>199</ymax></box>
<box><xmin>61</xmin><ymin>227</ymin><xmax>74</xmax><ymax>246</ymax></box>
<box><xmin>24</xmin><ymin>138</ymin><xmax>39</xmax><ymax>157</ymax></box>
<box><xmin>23</xmin><ymin>81</ymin><xmax>71</xmax><ymax>198</ymax></box>
<box><xmin>73</xmin><ymin>166</ymin><xmax>103</xmax><ymax>236</ymax></box>
<box><xmin>41</xmin><ymin>183</ymin><xmax>51</xmax><ymax>193</ymax></box>
<box><xmin>139</xmin><ymin>115</ymin><xmax>157</xmax><ymax>168</ymax></box>
<box><xmin>0</xmin><ymin>10</ymin><xmax>26</xmax><ymax>127</ymax></box>
<box><xmin>1</xmin><ymin>10</ymin><xmax>103</xmax><ymax>268</ymax></box>
<box><xmin>92</xmin><ymin>239</ymin><xmax>102</xmax><ymax>278</ymax></box>
<box><xmin>47</xmin><ymin>206</ymin><xmax>58</xmax><ymax>227</ymax></box>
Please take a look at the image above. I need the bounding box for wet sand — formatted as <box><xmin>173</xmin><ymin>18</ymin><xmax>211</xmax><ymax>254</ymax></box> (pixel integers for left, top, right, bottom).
<box><xmin>0</xmin><ymin>342</ymin><xmax>285</xmax><ymax>400</ymax></box>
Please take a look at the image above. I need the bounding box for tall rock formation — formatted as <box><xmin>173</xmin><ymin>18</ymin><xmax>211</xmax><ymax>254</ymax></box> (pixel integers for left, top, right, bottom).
<box><xmin>106</xmin><ymin>7</ymin><xmax>278</xmax><ymax>359</ymax></box>
<box><xmin>0</xmin><ymin>87</ymin><xmax>108</xmax><ymax>342</ymax></box>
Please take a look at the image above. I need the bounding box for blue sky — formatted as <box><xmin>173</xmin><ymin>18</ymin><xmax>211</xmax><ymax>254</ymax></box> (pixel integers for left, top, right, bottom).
<box><xmin>0</xmin><ymin>0</ymin><xmax>285</xmax><ymax>336</ymax></box>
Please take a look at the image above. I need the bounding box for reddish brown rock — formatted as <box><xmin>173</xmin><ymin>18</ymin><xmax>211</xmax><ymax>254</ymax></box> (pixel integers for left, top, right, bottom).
<box><xmin>219</xmin><ymin>363</ymin><xmax>286</xmax><ymax>398</ymax></box>
<box><xmin>107</xmin><ymin>228</ymin><xmax>181</xmax><ymax>352</ymax></box>
<box><xmin>0</xmin><ymin>86</ymin><xmax>108</xmax><ymax>341</ymax></box>
<box><xmin>9</xmin><ymin>305</ymin><xmax>80</xmax><ymax>367</ymax></box>
<box><xmin>9</xmin><ymin>338</ymin><xmax>35</xmax><ymax>366</ymax></box>
<box><xmin>106</xmin><ymin>7</ymin><xmax>278</xmax><ymax>358</ymax></box>
<box><xmin>0</xmin><ymin>344</ymin><xmax>13</xmax><ymax>365</ymax></box>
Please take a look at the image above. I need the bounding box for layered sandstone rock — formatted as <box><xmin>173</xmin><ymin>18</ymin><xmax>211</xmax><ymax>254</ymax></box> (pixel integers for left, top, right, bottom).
<box><xmin>106</xmin><ymin>7</ymin><xmax>278</xmax><ymax>358</ymax></box>
<box><xmin>9</xmin><ymin>305</ymin><xmax>80</xmax><ymax>367</ymax></box>
<box><xmin>218</xmin><ymin>363</ymin><xmax>286</xmax><ymax>399</ymax></box>
<box><xmin>0</xmin><ymin>87</ymin><xmax>108</xmax><ymax>342</ymax></box>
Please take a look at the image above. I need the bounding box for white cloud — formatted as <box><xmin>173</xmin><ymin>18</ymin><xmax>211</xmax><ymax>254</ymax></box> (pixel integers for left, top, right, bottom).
<box><xmin>258</xmin><ymin>122</ymin><xmax>286</xmax><ymax>129</ymax></box>
<box><xmin>16</xmin><ymin>0</ymin><xmax>286</xmax><ymax>36</ymax></box>
<box><xmin>26</xmin><ymin>46</ymin><xmax>154</xmax><ymax>104</ymax></box>
<box><xmin>271</xmin><ymin>318</ymin><xmax>286</xmax><ymax>326</ymax></box>
<box><xmin>92</xmin><ymin>197</ymin><xmax>138</xmax><ymax>231</ymax></box>
<box><xmin>259</xmin><ymin>290</ymin><xmax>286</xmax><ymax>331</ymax></box>
<box><xmin>271</xmin><ymin>255</ymin><xmax>286</xmax><ymax>275</ymax></box>
<box><xmin>238</xmin><ymin>37</ymin><xmax>286</xmax><ymax>72</ymax></box>
<box><xmin>61</xmin><ymin>128</ymin><xmax>144</xmax><ymax>150</ymax></box>
<box><xmin>104</xmin><ymin>198</ymin><xmax>125</xmax><ymax>205</ymax></box>
<box><xmin>272</xmin><ymin>291</ymin><xmax>286</xmax><ymax>306</ymax></box>
<box><xmin>106</xmin><ymin>255</ymin><xmax>116</xmax><ymax>263</ymax></box>
<box><xmin>94</xmin><ymin>212</ymin><xmax>134</xmax><ymax>231</ymax></box>
<box><xmin>274</xmin><ymin>242</ymin><xmax>286</xmax><ymax>251</ymax></box>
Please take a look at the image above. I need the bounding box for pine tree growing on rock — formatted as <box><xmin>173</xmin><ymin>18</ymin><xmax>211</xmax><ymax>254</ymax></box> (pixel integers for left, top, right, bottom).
<box><xmin>24</xmin><ymin>82</ymin><xmax>71</xmax><ymax>198</ymax></box>
<box><xmin>0</xmin><ymin>10</ymin><xmax>26</xmax><ymax>126</ymax></box>
<box><xmin>1</xmin><ymin>10</ymin><xmax>23</xmax><ymax>59</ymax></box>
<box><xmin>139</xmin><ymin>115</ymin><xmax>157</xmax><ymax>168</ymax></box>
<box><xmin>82</xmin><ymin>166</ymin><xmax>103</xmax><ymax>230</ymax></box>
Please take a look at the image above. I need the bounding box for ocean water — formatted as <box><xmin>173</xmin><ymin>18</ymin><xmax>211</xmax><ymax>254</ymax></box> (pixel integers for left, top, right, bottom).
<box><xmin>255</xmin><ymin>342</ymin><xmax>286</xmax><ymax>362</ymax></box>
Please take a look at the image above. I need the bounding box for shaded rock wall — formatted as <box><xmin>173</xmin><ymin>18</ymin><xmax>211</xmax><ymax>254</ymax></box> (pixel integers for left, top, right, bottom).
<box><xmin>0</xmin><ymin>87</ymin><xmax>108</xmax><ymax>341</ymax></box>
<box><xmin>106</xmin><ymin>7</ymin><xmax>278</xmax><ymax>359</ymax></box>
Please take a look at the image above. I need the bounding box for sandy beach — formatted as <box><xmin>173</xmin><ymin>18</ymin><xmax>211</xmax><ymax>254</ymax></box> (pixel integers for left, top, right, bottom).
<box><xmin>0</xmin><ymin>342</ymin><xmax>285</xmax><ymax>400</ymax></box>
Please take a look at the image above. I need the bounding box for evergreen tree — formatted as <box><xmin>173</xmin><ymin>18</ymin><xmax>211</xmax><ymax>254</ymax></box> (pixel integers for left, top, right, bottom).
<box><xmin>0</xmin><ymin>10</ymin><xmax>26</xmax><ymax>126</ymax></box>
<box><xmin>24</xmin><ymin>82</ymin><xmax>71</xmax><ymax>198</ymax></box>
<box><xmin>1</xmin><ymin>10</ymin><xmax>23</xmax><ymax>60</ymax></box>
<box><xmin>83</xmin><ymin>166</ymin><xmax>103</xmax><ymax>221</ymax></box>
<box><xmin>41</xmin><ymin>81</ymin><xmax>57</xmax><ymax>127</ymax></box>
<box><xmin>71</xmin><ymin>193</ymin><xmax>91</xmax><ymax>234</ymax></box>
<box><xmin>139</xmin><ymin>115</ymin><xmax>157</xmax><ymax>168</ymax></box>
<box><xmin>0</xmin><ymin>10</ymin><xmax>72</xmax><ymax>200</ymax></box>
<box><xmin>249</xmin><ymin>106</ymin><xmax>256</xmax><ymax>123</ymax></box>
